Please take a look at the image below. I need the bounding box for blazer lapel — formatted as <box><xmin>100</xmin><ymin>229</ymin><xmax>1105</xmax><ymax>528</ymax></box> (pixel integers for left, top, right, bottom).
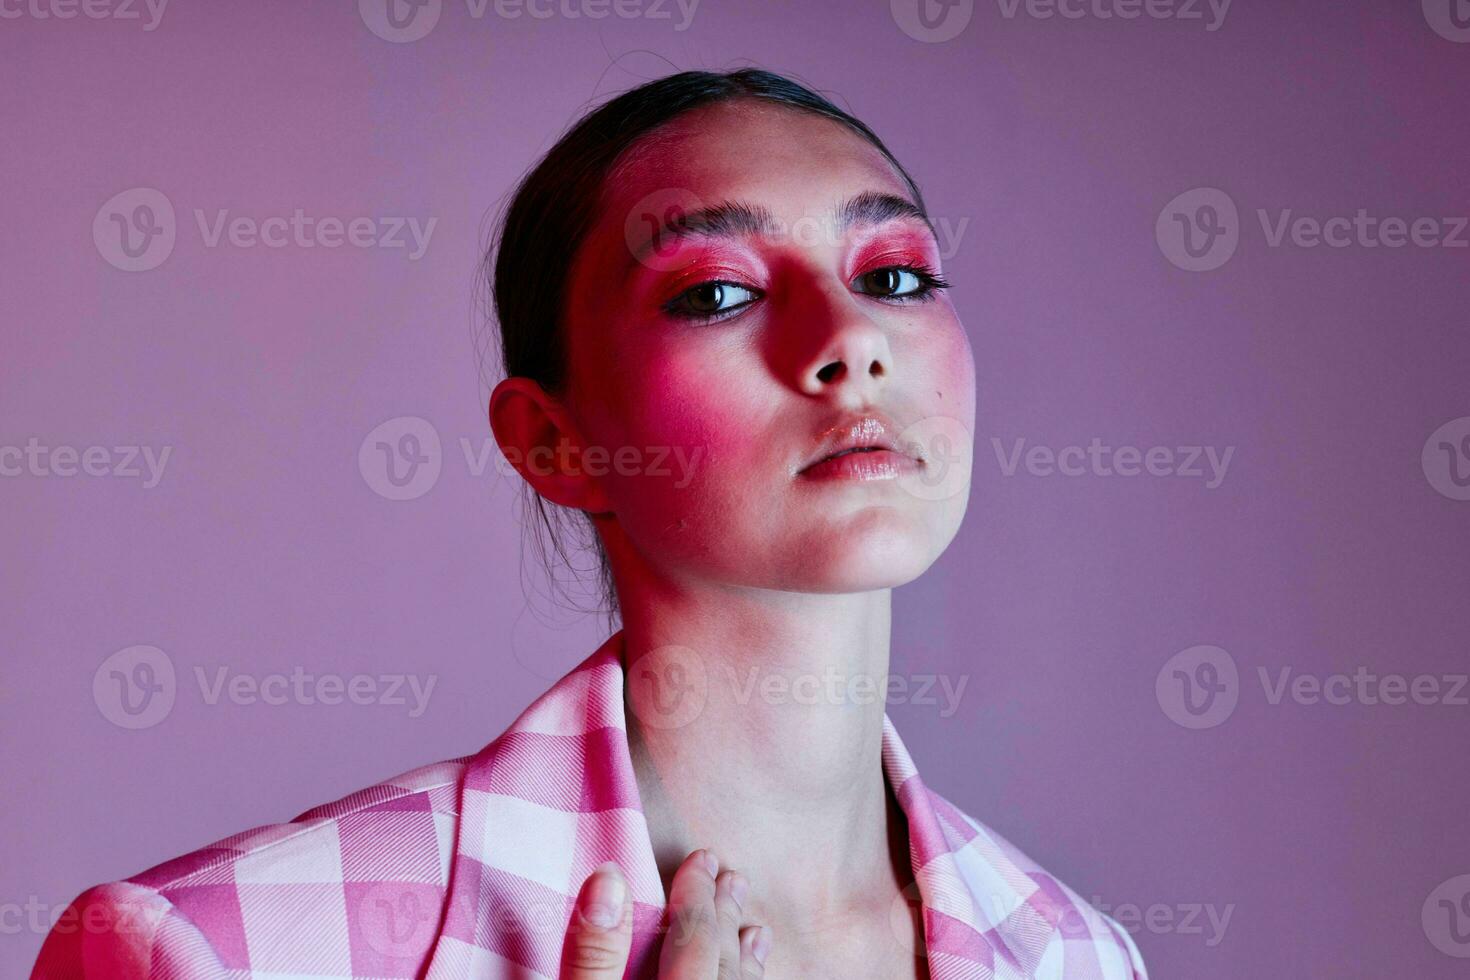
<box><xmin>423</xmin><ymin>633</ymin><xmax>1042</xmax><ymax>979</ymax></box>
<box><xmin>422</xmin><ymin>631</ymin><xmax>665</xmax><ymax>978</ymax></box>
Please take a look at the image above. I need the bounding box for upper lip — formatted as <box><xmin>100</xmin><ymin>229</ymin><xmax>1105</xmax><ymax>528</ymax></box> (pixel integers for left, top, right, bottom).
<box><xmin>797</xmin><ymin>412</ymin><xmax>920</xmax><ymax>473</ymax></box>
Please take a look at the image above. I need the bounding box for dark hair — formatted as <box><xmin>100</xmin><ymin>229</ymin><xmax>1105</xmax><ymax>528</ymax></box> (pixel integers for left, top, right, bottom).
<box><xmin>483</xmin><ymin>67</ymin><xmax>928</xmax><ymax>625</ymax></box>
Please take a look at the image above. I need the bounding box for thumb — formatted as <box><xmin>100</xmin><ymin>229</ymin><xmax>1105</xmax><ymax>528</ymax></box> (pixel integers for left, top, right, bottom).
<box><xmin>561</xmin><ymin>861</ymin><xmax>632</xmax><ymax>979</ymax></box>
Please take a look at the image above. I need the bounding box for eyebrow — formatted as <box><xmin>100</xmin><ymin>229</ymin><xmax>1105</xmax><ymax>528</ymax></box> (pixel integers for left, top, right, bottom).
<box><xmin>627</xmin><ymin>190</ymin><xmax>936</xmax><ymax>266</ymax></box>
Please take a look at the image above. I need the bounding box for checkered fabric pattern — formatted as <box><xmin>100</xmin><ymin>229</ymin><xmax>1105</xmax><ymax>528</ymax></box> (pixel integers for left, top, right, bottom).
<box><xmin>34</xmin><ymin>632</ymin><xmax>1147</xmax><ymax>979</ymax></box>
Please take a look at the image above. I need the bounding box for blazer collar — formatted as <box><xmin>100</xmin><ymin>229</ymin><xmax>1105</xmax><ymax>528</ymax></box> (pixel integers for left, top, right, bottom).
<box><xmin>429</xmin><ymin>631</ymin><xmax>1058</xmax><ymax>979</ymax></box>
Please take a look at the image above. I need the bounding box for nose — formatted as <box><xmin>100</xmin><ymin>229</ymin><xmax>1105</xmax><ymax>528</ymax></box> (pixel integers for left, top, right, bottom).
<box><xmin>794</xmin><ymin>287</ymin><xmax>894</xmax><ymax>401</ymax></box>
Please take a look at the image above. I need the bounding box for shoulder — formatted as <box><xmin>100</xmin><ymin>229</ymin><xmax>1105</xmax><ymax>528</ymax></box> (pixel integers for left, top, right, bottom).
<box><xmin>927</xmin><ymin>788</ymin><xmax>1150</xmax><ymax>980</ymax></box>
<box><xmin>32</xmin><ymin>755</ymin><xmax>470</xmax><ymax>979</ymax></box>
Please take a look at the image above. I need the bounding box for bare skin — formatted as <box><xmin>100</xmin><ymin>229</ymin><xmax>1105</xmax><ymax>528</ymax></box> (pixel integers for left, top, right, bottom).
<box><xmin>496</xmin><ymin>98</ymin><xmax>974</xmax><ymax>978</ymax></box>
<box><xmin>562</xmin><ymin>849</ymin><xmax>772</xmax><ymax>979</ymax></box>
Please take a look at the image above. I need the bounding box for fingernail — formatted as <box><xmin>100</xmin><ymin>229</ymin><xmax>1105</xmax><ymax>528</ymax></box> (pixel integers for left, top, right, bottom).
<box><xmin>582</xmin><ymin>862</ymin><xmax>624</xmax><ymax>930</ymax></box>
<box><xmin>753</xmin><ymin>924</ymin><xmax>772</xmax><ymax>965</ymax></box>
<box><xmin>702</xmin><ymin>849</ymin><xmax>719</xmax><ymax>877</ymax></box>
<box><xmin>729</xmin><ymin>873</ymin><xmax>748</xmax><ymax>910</ymax></box>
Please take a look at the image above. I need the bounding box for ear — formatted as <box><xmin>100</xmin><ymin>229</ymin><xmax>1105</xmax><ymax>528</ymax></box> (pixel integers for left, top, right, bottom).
<box><xmin>488</xmin><ymin>377</ymin><xmax>612</xmax><ymax>514</ymax></box>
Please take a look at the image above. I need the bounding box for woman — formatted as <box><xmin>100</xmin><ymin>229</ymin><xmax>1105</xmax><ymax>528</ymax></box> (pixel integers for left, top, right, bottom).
<box><xmin>34</xmin><ymin>69</ymin><xmax>1147</xmax><ymax>979</ymax></box>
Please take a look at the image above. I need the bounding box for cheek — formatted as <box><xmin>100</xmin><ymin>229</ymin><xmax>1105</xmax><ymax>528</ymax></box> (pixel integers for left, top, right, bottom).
<box><xmin>619</xmin><ymin>348</ymin><xmax>750</xmax><ymax>448</ymax></box>
<box><xmin>580</xmin><ymin>342</ymin><xmax>774</xmax><ymax>508</ymax></box>
<box><xmin>913</xmin><ymin>317</ymin><xmax>977</xmax><ymax>424</ymax></box>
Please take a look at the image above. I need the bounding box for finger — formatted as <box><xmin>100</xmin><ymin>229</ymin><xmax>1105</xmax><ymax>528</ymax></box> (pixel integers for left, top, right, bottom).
<box><xmin>738</xmin><ymin>924</ymin><xmax>772</xmax><ymax>979</ymax></box>
<box><xmin>658</xmin><ymin>848</ymin><xmax>721</xmax><ymax>978</ymax></box>
<box><xmin>561</xmin><ymin>861</ymin><xmax>631</xmax><ymax>980</ymax></box>
<box><xmin>712</xmin><ymin>869</ymin><xmax>747</xmax><ymax>973</ymax></box>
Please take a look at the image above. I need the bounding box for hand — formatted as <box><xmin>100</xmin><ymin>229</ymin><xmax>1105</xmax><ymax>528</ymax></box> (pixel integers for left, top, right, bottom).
<box><xmin>561</xmin><ymin>847</ymin><xmax>773</xmax><ymax>979</ymax></box>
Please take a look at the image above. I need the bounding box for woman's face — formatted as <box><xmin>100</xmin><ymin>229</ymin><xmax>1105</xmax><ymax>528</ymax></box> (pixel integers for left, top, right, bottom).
<box><xmin>560</xmin><ymin>99</ymin><xmax>975</xmax><ymax>594</ymax></box>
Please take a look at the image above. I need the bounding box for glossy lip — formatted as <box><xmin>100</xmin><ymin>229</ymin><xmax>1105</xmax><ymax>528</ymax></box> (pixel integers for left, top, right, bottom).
<box><xmin>796</xmin><ymin>413</ymin><xmax>923</xmax><ymax>479</ymax></box>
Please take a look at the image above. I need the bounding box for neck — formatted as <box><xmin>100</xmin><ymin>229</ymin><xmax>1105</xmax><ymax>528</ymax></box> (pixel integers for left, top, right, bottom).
<box><xmin>616</xmin><ymin>577</ymin><xmax>908</xmax><ymax>935</ymax></box>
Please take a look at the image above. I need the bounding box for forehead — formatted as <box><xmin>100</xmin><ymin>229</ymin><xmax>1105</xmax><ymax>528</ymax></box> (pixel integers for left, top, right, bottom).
<box><xmin>597</xmin><ymin>99</ymin><xmax>915</xmax><ymax>232</ymax></box>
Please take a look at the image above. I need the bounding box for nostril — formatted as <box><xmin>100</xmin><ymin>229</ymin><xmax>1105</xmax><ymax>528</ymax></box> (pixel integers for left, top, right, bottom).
<box><xmin>816</xmin><ymin>361</ymin><xmax>845</xmax><ymax>383</ymax></box>
<box><xmin>869</xmin><ymin>359</ymin><xmax>885</xmax><ymax>378</ymax></box>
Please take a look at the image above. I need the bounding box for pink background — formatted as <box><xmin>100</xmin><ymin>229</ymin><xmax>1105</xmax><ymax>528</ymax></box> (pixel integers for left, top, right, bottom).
<box><xmin>4</xmin><ymin>1</ymin><xmax>1469</xmax><ymax>976</ymax></box>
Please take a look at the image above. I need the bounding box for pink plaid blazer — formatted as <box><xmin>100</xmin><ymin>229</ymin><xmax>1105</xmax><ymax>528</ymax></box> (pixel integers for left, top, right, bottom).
<box><xmin>34</xmin><ymin>632</ymin><xmax>1147</xmax><ymax>979</ymax></box>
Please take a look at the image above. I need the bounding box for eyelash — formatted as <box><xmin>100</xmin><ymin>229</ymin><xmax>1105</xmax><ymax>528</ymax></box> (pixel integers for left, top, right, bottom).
<box><xmin>661</xmin><ymin>263</ymin><xmax>952</xmax><ymax>325</ymax></box>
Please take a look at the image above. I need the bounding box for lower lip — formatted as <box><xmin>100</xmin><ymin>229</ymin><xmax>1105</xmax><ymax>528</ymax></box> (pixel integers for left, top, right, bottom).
<box><xmin>798</xmin><ymin>449</ymin><xmax>920</xmax><ymax>482</ymax></box>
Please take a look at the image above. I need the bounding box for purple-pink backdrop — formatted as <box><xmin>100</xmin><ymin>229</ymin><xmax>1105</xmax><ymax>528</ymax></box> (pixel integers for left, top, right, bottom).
<box><xmin>4</xmin><ymin>1</ymin><xmax>1469</xmax><ymax>976</ymax></box>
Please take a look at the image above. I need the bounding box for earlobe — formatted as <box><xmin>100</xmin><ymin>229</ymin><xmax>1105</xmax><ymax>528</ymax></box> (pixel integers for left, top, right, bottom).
<box><xmin>488</xmin><ymin>377</ymin><xmax>611</xmax><ymax>513</ymax></box>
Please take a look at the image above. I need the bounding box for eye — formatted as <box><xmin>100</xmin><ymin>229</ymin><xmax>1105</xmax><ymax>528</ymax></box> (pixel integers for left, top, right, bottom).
<box><xmin>664</xmin><ymin>280</ymin><xmax>762</xmax><ymax>322</ymax></box>
<box><xmin>852</xmin><ymin>264</ymin><xmax>950</xmax><ymax>301</ymax></box>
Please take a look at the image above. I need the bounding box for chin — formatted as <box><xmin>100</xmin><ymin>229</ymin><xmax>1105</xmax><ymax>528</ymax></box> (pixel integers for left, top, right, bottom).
<box><xmin>783</xmin><ymin>511</ymin><xmax>950</xmax><ymax>593</ymax></box>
